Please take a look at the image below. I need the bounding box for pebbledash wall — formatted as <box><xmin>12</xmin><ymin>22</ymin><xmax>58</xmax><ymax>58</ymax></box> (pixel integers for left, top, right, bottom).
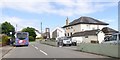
<box><xmin>77</xmin><ymin>43</ymin><xmax>120</xmax><ymax>58</ymax></box>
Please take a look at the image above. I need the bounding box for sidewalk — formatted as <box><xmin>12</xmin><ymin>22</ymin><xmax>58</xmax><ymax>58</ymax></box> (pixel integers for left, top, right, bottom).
<box><xmin>0</xmin><ymin>45</ymin><xmax>13</xmax><ymax>59</ymax></box>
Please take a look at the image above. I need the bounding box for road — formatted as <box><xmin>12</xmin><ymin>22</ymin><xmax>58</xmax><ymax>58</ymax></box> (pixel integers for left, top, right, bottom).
<box><xmin>2</xmin><ymin>41</ymin><xmax>112</xmax><ymax>59</ymax></box>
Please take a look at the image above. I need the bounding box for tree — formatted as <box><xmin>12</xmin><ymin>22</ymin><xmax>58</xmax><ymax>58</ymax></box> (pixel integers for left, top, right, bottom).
<box><xmin>1</xmin><ymin>22</ymin><xmax>15</xmax><ymax>36</ymax></box>
<box><xmin>22</xmin><ymin>27</ymin><xmax>37</xmax><ymax>41</ymax></box>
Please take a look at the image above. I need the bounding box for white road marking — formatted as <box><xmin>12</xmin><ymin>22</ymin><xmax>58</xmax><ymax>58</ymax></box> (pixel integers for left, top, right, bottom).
<box><xmin>31</xmin><ymin>45</ymin><xmax>48</xmax><ymax>56</ymax></box>
<box><xmin>31</xmin><ymin>45</ymin><xmax>34</xmax><ymax>47</ymax></box>
<box><xmin>39</xmin><ymin>50</ymin><xmax>48</xmax><ymax>56</ymax></box>
<box><xmin>34</xmin><ymin>47</ymin><xmax>38</xmax><ymax>50</ymax></box>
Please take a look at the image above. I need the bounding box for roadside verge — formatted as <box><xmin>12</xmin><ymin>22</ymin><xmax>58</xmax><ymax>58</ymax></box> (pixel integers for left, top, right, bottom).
<box><xmin>1</xmin><ymin>46</ymin><xmax>14</xmax><ymax>58</ymax></box>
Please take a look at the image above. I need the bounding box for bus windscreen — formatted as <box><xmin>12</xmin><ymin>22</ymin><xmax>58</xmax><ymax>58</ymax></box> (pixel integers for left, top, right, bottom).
<box><xmin>17</xmin><ymin>33</ymin><xmax>27</xmax><ymax>40</ymax></box>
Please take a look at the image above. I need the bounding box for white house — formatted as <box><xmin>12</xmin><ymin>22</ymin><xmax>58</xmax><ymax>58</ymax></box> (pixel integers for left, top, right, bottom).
<box><xmin>72</xmin><ymin>29</ymin><xmax>105</xmax><ymax>44</ymax></box>
<box><xmin>52</xmin><ymin>27</ymin><xmax>65</xmax><ymax>40</ymax></box>
<box><xmin>62</xmin><ymin>16</ymin><xmax>109</xmax><ymax>37</ymax></box>
<box><xmin>35</xmin><ymin>30</ymin><xmax>42</xmax><ymax>38</ymax></box>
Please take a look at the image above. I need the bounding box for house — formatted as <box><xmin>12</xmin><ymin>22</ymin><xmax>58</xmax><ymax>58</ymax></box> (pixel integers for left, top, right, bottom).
<box><xmin>62</xmin><ymin>16</ymin><xmax>109</xmax><ymax>37</ymax></box>
<box><xmin>42</xmin><ymin>28</ymin><xmax>50</xmax><ymax>39</ymax></box>
<box><xmin>52</xmin><ymin>27</ymin><xmax>65</xmax><ymax>40</ymax></box>
<box><xmin>102</xmin><ymin>27</ymin><xmax>119</xmax><ymax>36</ymax></box>
<box><xmin>35</xmin><ymin>29</ymin><xmax>42</xmax><ymax>38</ymax></box>
<box><xmin>72</xmin><ymin>29</ymin><xmax>105</xmax><ymax>43</ymax></box>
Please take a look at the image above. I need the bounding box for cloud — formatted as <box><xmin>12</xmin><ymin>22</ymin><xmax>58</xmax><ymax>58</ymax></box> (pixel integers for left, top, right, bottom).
<box><xmin>0</xmin><ymin>16</ymin><xmax>41</xmax><ymax>31</ymax></box>
<box><xmin>1</xmin><ymin>0</ymin><xmax>118</xmax><ymax>16</ymax></box>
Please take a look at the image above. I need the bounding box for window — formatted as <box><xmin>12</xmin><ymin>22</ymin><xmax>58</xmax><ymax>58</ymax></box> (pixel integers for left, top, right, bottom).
<box><xmin>104</xmin><ymin>36</ymin><xmax>111</xmax><ymax>42</ymax></box>
<box><xmin>71</xmin><ymin>32</ymin><xmax>72</xmax><ymax>36</ymax></box>
<box><xmin>87</xmin><ymin>25</ymin><xmax>90</xmax><ymax>29</ymax></box>
<box><xmin>91</xmin><ymin>40</ymin><xmax>99</xmax><ymax>43</ymax></box>
<box><xmin>17</xmin><ymin>33</ymin><xmax>27</xmax><ymax>40</ymax></box>
<box><xmin>82</xmin><ymin>29</ymin><xmax>84</xmax><ymax>31</ymax></box>
<box><xmin>92</xmin><ymin>28</ymin><xmax>95</xmax><ymax>30</ymax></box>
<box><xmin>111</xmin><ymin>35</ymin><xmax>117</xmax><ymax>41</ymax></box>
<box><xmin>65</xmin><ymin>33</ymin><xmax>66</xmax><ymax>36</ymax></box>
<box><xmin>68</xmin><ymin>33</ymin><xmax>69</xmax><ymax>36</ymax></box>
<box><xmin>85</xmin><ymin>36</ymin><xmax>88</xmax><ymax>38</ymax></box>
<box><xmin>57</xmin><ymin>33</ymin><xmax>59</xmax><ymax>37</ymax></box>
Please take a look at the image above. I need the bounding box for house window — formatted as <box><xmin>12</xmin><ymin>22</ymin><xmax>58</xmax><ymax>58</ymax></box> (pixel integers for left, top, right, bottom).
<box><xmin>57</xmin><ymin>33</ymin><xmax>59</xmax><ymax>37</ymax></box>
<box><xmin>82</xmin><ymin>29</ymin><xmax>84</xmax><ymax>31</ymax></box>
<box><xmin>68</xmin><ymin>33</ymin><xmax>69</xmax><ymax>36</ymax></box>
<box><xmin>97</xmin><ymin>25</ymin><xmax>99</xmax><ymax>29</ymax></box>
<box><xmin>91</xmin><ymin>40</ymin><xmax>99</xmax><ymax>43</ymax></box>
<box><xmin>87</xmin><ymin>25</ymin><xmax>90</xmax><ymax>29</ymax></box>
<box><xmin>65</xmin><ymin>33</ymin><xmax>66</xmax><ymax>36</ymax></box>
<box><xmin>85</xmin><ymin>36</ymin><xmax>88</xmax><ymax>38</ymax></box>
<box><xmin>71</xmin><ymin>32</ymin><xmax>72</xmax><ymax>36</ymax></box>
<box><xmin>68</xmin><ymin>27</ymin><xmax>70</xmax><ymax>29</ymax></box>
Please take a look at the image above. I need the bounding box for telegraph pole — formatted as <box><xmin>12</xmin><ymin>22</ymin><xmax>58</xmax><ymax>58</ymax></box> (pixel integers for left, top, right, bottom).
<box><xmin>41</xmin><ymin>22</ymin><xmax>42</xmax><ymax>34</ymax></box>
<box><xmin>16</xmin><ymin>24</ymin><xmax>17</xmax><ymax>32</ymax></box>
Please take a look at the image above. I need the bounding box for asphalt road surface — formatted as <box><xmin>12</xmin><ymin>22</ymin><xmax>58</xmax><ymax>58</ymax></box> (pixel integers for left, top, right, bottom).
<box><xmin>2</xmin><ymin>41</ymin><xmax>111</xmax><ymax>58</ymax></box>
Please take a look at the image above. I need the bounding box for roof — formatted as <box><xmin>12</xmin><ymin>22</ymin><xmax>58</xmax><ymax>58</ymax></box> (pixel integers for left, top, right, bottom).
<box><xmin>102</xmin><ymin>27</ymin><xmax>119</xmax><ymax>35</ymax></box>
<box><xmin>52</xmin><ymin>27</ymin><xmax>65</xmax><ymax>33</ymax></box>
<box><xmin>63</xmin><ymin>16</ymin><xmax>109</xmax><ymax>28</ymax></box>
<box><xmin>72</xmin><ymin>29</ymin><xmax>100</xmax><ymax>37</ymax></box>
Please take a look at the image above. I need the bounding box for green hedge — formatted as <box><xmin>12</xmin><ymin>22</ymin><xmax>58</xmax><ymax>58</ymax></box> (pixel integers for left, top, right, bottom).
<box><xmin>2</xmin><ymin>35</ymin><xmax>9</xmax><ymax>45</ymax></box>
<box><xmin>29</xmin><ymin>36</ymin><xmax>35</xmax><ymax>42</ymax></box>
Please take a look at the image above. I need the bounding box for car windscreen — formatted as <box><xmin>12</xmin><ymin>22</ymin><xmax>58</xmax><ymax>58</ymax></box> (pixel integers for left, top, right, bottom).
<box><xmin>17</xmin><ymin>33</ymin><xmax>27</xmax><ymax>40</ymax></box>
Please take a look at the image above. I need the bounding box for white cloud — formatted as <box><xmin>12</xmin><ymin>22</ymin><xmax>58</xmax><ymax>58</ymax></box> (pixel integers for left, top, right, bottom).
<box><xmin>1</xmin><ymin>0</ymin><xmax>118</xmax><ymax>16</ymax></box>
<box><xmin>0</xmin><ymin>16</ymin><xmax>41</xmax><ymax>31</ymax></box>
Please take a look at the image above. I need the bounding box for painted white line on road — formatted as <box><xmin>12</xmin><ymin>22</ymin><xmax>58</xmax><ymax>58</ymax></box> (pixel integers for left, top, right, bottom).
<box><xmin>31</xmin><ymin>45</ymin><xmax>38</xmax><ymax>50</ymax></box>
<box><xmin>39</xmin><ymin>50</ymin><xmax>48</xmax><ymax>56</ymax></box>
<box><xmin>31</xmin><ymin>45</ymin><xmax>34</xmax><ymax>47</ymax></box>
<box><xmin>31</xmin><ymin>45</ymin><xmax>48</xmax><ymax>56</ymax></box>
<box><xmin>35</xmin><ymin>47</ymin><xmax>38</xmax><ymax>50</ymax></box>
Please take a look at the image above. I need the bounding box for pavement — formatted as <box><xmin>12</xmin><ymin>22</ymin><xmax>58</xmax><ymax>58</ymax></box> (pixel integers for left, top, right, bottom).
<box><xmin>0</xmin><ymin>45</ymin><xmax>14</xmax><ymax>60</ymax></box>
<box><xmin>1</xmin><ymin>41</ymin><xmax>112</xmax><ymax>59</ymax></box>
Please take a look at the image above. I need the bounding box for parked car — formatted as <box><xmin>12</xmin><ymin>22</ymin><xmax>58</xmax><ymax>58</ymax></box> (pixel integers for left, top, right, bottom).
<box><xmin>57</xmin><ymin>37</ymin><xmax>72</xmax><ymax>47</ymax></box>
<box><xmin>102</xmin><ymin>33</ymin><xmax>120</xmax><ymax>44</ymax></box>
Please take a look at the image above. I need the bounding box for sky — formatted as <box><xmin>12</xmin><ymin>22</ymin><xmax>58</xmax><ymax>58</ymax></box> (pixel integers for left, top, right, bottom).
<box><xmin>0</xmin><ymin>0</ymin><xmax>119</xmax><ymax>33</ymax></box>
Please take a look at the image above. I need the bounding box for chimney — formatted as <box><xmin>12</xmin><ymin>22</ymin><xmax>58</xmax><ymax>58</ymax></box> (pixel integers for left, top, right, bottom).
<box><xmin>66</xmin><ymin>17</ymin><xmax>69</xmax><ymax>25</ymax></box>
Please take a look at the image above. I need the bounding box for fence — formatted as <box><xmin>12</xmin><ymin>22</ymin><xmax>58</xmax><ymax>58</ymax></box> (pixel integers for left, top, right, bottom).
<box><xmin>77</xmin><ymin>43</ymin><xmax>120</xmax><ymax>58</ymax></box>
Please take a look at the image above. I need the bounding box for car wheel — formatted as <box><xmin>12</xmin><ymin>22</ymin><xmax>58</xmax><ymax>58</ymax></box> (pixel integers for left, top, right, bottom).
<box><xmin>69</xmin><ymin>44</ymin><xmax>71</xmax><ymax>46</ymax></box>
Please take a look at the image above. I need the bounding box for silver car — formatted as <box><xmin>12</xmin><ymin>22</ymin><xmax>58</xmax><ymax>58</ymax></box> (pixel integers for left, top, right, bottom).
<box><xmin>57</xmin><ymin>37</ymin><xmax>72</xmax><ymax>46</ymax></box>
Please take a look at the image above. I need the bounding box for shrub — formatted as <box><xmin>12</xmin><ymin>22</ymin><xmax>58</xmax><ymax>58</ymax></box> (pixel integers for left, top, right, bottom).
<box><xmin>29</xmin><ymin>36</ymin><xmax>35</xmax><ymax>42</ymax></box>
<box><xmin>2</xmin><ymin>35</ymin><xmax>9</xmax><ymax>45</ymax></box>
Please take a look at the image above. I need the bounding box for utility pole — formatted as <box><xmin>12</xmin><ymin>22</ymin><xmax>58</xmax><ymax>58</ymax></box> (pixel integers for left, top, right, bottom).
<box><xmin>41</xmin><ymin>22</ymin><xmax>42</xmax><ymax>34</ymax></box>
<box><xmin>16</xmin><ymin>24</ymin><xmax>17</xmax><ymax>32</ymax></box>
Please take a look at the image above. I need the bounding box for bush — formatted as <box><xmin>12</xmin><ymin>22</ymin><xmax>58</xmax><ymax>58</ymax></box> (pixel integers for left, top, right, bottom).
<box><xmin>29</xmin><ymin>36</ymin><xmax>35</xmax><ymax>42</ymax></box>
<box><xmin>2</xmin><ymin>35</ymin><xmax>9</xmax><ymax>45</ymax></box>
